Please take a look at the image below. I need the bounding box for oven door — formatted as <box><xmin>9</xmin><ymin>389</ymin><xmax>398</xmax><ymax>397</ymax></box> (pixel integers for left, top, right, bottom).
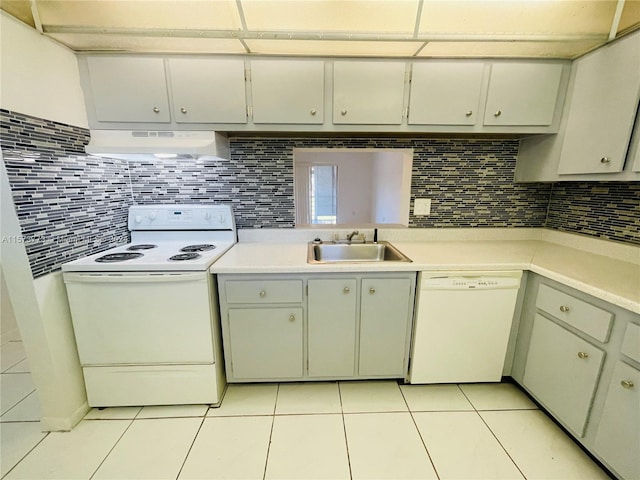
<box><xmin>63</xmin><ymin>272</ymin><xmax>215</xmax><ymax>365</ymax></box>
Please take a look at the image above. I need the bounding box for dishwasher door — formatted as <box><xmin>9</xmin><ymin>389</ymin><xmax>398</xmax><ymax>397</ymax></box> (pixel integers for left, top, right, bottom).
<box><xmin>409</xmin><ymin>271</ymin><xmax>522</xmax><ymax>384</ymax></box>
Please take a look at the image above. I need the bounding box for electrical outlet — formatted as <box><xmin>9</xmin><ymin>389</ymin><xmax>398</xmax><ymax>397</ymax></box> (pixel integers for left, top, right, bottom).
<box><xmin>414</xmin><ymin>198</ymin><xmax>431</xmax><ymax>216</ymax></box>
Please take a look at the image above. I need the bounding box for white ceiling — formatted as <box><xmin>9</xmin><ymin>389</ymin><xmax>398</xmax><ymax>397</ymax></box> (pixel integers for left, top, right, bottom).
<box><xmin>2</xmin><ymin>0</ymin><xmax>639</xmax><ymax>59</ymax></box>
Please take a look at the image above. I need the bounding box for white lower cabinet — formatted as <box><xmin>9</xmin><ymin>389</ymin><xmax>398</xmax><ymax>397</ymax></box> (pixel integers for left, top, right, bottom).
<box><xmin>308</xmin><ymin>279</ymin><xmax>357</xmax><ymax>377</ymax></box>
<box><xmin>523</xmin><ymin>314</ymin><xmax>604</xmax><ymax>437</ymax></box>
<box><xmin>593</xmin><ymin>362</ymin><xmax>640</xmax><ymax>480</ymax></box>
<box><xmin>227</xmin><ymin>308</ymin><xmax>303</xmax><ymax>380</ymax></box>
<box><xmin>218</xmin><ymin>273</ymin><xmax>416</xmax><ymax>382</ymax></box>
<box><xmin>359</xmin><ymin>278</ymin><xmax>412</xmax><ymax>376</ymax></box>
<box><xmin>514</xmin><ymin>275</ymin><xmax>640</xmax><ymax>480</ymax></box>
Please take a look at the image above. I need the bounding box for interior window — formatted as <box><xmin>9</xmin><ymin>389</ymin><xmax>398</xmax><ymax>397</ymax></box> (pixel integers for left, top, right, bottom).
<box><xmin>294</xmin><ymin>148</ymin><xmax>413</xmax><ymax>226</ymax></box>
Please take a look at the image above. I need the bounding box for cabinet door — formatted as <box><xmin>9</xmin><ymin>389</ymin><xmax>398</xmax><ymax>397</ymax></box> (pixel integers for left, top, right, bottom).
<box><xmin>87</xmin><ymin>57</ymin><xmax>171</xmax><ymax>123</ymax></box>
<box><xmin>333</xmin><ymin>61</ymin><xmax>406</xmax><ymax>124</ymax></box>
<box><xmin>558</xmin><ymin>33</ymin><xmax>640</xmax><ymax>174</ymax></box>
<box><xmin>250</xmin><ymin>60</ymin><xmax>324</xmax><ymax>124</ymax></box>
<box><xmin>484</xmin><ymin>62</ymin><xmax>562</xmax><ymax>126</ymax></box>
<box><xmin>523</xmin><ymin>314</ymin><xmax>604</xmax><ymax>436</ymax></box>
<box><xmin>307</xmin><ymin>279</ymin><xmax>357</xmax><ymax>377</ymax></box>
<box><xmin>227</xmin><ymin>308</ymin><xmax>303</xmax><ymax>380</ymax></box>
<box><xmin>593</xmin><ymin>362</ymin><xmax>640</xmax><ymax>480</ymax></box>
<box><xmin>359</xmin><ymin>278</ymin><xmax>411</xmax><ymax>376</ymax></box>
<box><xmin>168</xmin><ymin>58</ymin><xmax>247</xmax><ymax>124</ymax></box>
<box><xmin>409</xmin><ymin>62</ymin><xmax>484</xmax><ymax>125</ymax></box>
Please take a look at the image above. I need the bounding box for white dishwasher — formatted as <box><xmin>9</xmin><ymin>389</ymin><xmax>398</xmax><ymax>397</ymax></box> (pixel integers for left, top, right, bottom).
<box><xmin>409</xmin><ymin>271</ymin><xmax>522</xmax><ymax>384</ymax></box>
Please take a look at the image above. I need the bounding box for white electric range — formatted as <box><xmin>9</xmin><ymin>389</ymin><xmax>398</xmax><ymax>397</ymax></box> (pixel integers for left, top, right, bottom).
<box><xmin>62</xmin><ymin>204</ymin><xmax>236</xmax><ymax>407</ymax></box>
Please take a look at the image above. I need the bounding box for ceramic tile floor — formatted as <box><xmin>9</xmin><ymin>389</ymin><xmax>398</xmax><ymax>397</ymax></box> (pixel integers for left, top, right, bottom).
<box><xmin>1</xmin><ymin>350</ymin><xmax>613</xmax><ymax>480</ymax></box>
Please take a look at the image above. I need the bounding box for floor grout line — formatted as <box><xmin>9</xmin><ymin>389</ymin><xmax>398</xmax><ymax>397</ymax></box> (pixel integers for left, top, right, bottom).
<box><xmin>399</xmin><ymin>381</ymin><xmax>442</xmax><ymax>480</ymax></box>
<box><xmin>174</xmin><ymin>416</ymin><xmax>207</xmax><ymax>480</ymax></box>
<box><xmin>261</xmin><ymin>383</ymin><xmax>279</xmax><ymax>480</ymax></box>
<box><xmin>337</xmin><ymin>381</ymin><xmax>354</xmax><ymax>480</ymax></box>
<box><xmin>88</xmin><ymin>417</ymin><xmax>136</xmax><ymax>480</ymax></box>
<box><xmin>1</xmin><ymin>429</ymin><xmax>50</xmax><ymax>480</ymax></box>
<box><xmin>457</xmin><ymin>384</ymin><xmax>529</xmax><ymax>480</ymax></box>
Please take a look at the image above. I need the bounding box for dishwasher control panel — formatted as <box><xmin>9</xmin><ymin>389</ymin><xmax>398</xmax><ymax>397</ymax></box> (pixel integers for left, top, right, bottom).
<box><xmin>421</xmin><ymin>272</ymin><xmax>522</xmax><ymax>290</ymax></box>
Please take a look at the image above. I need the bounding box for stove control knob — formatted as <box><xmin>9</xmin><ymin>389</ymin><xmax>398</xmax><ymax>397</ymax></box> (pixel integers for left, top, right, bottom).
<box><xmin>148</xmin><ymin>212</ymin><xmax>157</xmax><ymax>221</ymax></box>
<box><xmin>217</xmin><ymin>215</ymin><xmax>226</xmax><ymax>223</ymax></box>
<box><xmin>134</xmin><ymin>215</ymin><xmax>143</xmax><ymax>224</ymax></box>
<box><xmin>203</xmin><ymin>211</ymin><xmax>212</xmax><ymax>220</ymax></box>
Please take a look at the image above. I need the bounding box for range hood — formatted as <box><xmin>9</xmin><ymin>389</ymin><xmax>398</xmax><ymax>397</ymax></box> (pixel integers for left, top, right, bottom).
<box><xmin>85</xmin><ymin>130</ymin><xmax>229</xmax><ymax>161</ymax></box>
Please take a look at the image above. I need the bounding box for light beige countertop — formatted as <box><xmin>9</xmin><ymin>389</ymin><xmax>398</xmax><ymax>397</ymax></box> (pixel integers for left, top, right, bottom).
<box><xmin>211</xmin><ymin>231</ymin><xmax>640</xmax><ymax>314</ymax></box>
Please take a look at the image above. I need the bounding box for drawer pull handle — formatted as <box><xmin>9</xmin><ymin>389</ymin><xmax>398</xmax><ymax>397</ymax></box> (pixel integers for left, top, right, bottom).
<box><xmin>289</xmin><ymin>314</ymin><xmax>296</xmax><ymax>322</ymax></box>
<box><xmin>310</xmin><ymin>108</ymin><xmax>317</xmax><ymax>115</ymax></box>
<box><xmin>465</xmin><ymin>110</ymin><xmax>473</xmax><ymax>116</ymax></box>
<box><xmin>259</xmin><ymin>290</ymin><xmax>266</xmax><ymax>298</ymax></box>
<box><xmin>153</xmin><ymin>107</ymin><xmax>160</xmax><ymax>113</ymax></box>
<box><xmin>343</xmin><ymin>287</ymin><xmax>350</xmax><ymax>294</ymax></box>
<box><xmin>559</xmin><ymin>305</ymin><xmax>570</xmax><ymax>313</ymax></box>
<box><xmin>600</xmin><ymin>157</ymin><xmax>611</xmax><ymax>164</ymax></box>
<box><xmin>369</xmin><ymin>287</ymin><xmax>376</xmax><ymax>294</ymax></box>
<box><xmin>494</xmin><ymin>110</ymin><xmax>502</xmax><ymax>117</ymax></box>
<box><xmin>621</xmin><ymin>380</ymin><xmax>634</xmax><ymax>389</ymax></box>
<box><xmin>180</xmin><ymin>107</ymin><xmax>187</xmax><ymax>114</ymax></box>
<box><xmin>341</xmin><ymin>109</ymin><xmax>347</xmax><ymax>116</ymax></box>
<box><xmin>577</xmin><ymin>351</ymin><xmax>589</xmax><ymax>359</ymax></box>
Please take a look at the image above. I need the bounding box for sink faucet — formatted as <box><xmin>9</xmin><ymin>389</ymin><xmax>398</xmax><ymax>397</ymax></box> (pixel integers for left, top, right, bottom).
<box><xmin>346</xmin><ymin>230</ymin><xmax>359</xmax><ymax>241</ymax></box>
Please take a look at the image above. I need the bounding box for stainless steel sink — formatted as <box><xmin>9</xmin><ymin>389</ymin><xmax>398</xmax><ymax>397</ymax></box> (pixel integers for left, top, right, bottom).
<box><xmin>307</xmin><ymin>241</ymin><xmax>412</xmax><ymax>264</ymax></box>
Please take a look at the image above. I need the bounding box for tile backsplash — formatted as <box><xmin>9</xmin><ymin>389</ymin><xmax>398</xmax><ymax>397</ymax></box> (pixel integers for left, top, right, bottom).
<box><xmin>1</xmin><ymin>109</ymin><xmax>639</xmax><ymax>278</ymax></box>
<box><xmin>1</xmin><ymin>110</ymin><xmax>131</xmax><ymax>278</ymax></box>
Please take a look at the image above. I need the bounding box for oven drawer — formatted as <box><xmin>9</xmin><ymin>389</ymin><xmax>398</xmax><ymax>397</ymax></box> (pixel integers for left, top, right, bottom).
<box><xmin>225</xmin><ymin>280</ymin><xmax>303</xmax><ymax>304</ymax></box>
<box><xmin>83</xmin><ymin>364</ymin><xmax>220</xmax><ymax>406</ymax></box>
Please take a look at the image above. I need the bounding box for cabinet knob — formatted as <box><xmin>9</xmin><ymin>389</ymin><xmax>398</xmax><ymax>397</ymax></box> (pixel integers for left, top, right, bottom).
<box><xmin>180</xmin><ymin>107</ymin><xmax>187</xmax><ymax>114</ymax></box>
<box><xmin>288</xmin><ymin>314</ymin><xmax>296</xmax><ymax>322</ymax></box>
<box><xmin>577</xmin><ymin>351</ymin><xmax>589</xmax><ymax>359</ymax></box>
<box><xmin>153</xmin><ymin>107</ymin><xmax>160</xmax><ymax>113</ymax></box>
<box><xmin>259</xmin><ymin>290</ymin><xmax>266</xmax><ymax>298</ymax></box>
<box><xmin>343</xmin><ymin>286</ymin><xmax>350</xmax><ymax>294</ymax></box>
<box><xmin>600</xmin><ymin>157</ymin><xmax>611</xmax><ymax>164</ymax></box>
<box><xmin>494</xmin><ymin>110</ymin><xmax>502</xmax><ymax>117</ymax></box>
<box><xmin>559</xmin><ymin>305</ymin><xmax>570</xmax><ymax>313</ymax></box>
<box><xmin>621</xmin><ymin>380</ymin><xmax>634</xmax><ymax>389</ymax></box>
<box><xmin>369</xmin><ymin>287</ymin><xmax>376</xmax><ymax>294</ymax></box>
<box><xmin>341</xmin><ymin>109</ymin><xmax>347</xmax><ymax>116</ymax></box>
<box><xmin>465</xmin><ymin>110</ymin><xmax>473</xmax><ymax>117</ymax></box>
<box><xmin>310</xmin><ymin>108</ymin><xmax>317</xmax><ymax>115</ymax></box>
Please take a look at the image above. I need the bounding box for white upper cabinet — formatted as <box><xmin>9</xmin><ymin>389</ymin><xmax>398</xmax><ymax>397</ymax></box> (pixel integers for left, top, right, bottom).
<box><xmin>87</xmin><ymin>57</ymin><xmax>171</xmax><ymax>123</ymax></box>
<box><xmin>558</xmin><ymin>33</ymin><xmax>640</xmax><ymax>175</ymax></box>
<box><xmin>168</xmin><ymin>58</ymin><xmax>247</xmax><ymax>124</ymax></box>
<box><xmin>484</xmin><ymin>62</ymin><xmax>563</xmax><ymax>126</ymax></box>
<box><xmin>250</xmin><ymin>60</ymin><xmax>325</xmax><ymax>124</ymax></box>
<box><xmin>333</xmin><ymin>61</ymin><xmax>407</xmax><ymax>124</ymax></box>
<box><xmin>408</xmin><ymin>62</ymin><xmax>484</xmax><ymax>126</ymax></box>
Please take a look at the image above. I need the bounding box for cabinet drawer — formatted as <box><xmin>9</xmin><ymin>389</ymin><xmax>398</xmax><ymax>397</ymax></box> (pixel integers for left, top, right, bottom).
<box><xmin>621</xmin><ymin>322</ymin><xmax>640</xmax><ymax>363</ymax></box>
<box><xmin>225</xmin><ymin>280</ymin><xmax>303</xmax><ymax>304</ymax></box>
<box><xmin>536</xmin><ymin>284</ymin><xmax>613</xmax><ymax>342</ymax></box>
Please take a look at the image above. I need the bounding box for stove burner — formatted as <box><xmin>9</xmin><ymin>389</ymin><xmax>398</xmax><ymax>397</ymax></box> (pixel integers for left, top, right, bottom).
<box><xmin>169</xmin><ymin>253</ymin><xmax>201</xmax><ymax>261</ymax></box>
<box><xmin>95</xmin><ymin>252</ymin><xmax>143</xmax><ymax>263</ymax></box>
<box><xmin>180</xmin><ymin>244</ymin><xmax>216</xmax><ymax>253</ymax></box>
<box><xmin>127</xmin><ymin>244</ymin><xmax>157</xmax><ymax>251</ymax></box>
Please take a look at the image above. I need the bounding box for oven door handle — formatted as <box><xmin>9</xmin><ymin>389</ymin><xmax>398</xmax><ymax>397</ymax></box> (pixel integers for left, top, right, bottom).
<box><xmin>62</xmin><ymin>272</ymin><xmax>207</xmax><ymax>284</ymax></box>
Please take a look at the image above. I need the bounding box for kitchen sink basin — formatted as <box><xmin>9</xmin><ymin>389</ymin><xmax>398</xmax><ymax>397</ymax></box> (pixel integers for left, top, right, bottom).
<box><xmin>307</xmin><ymin>241</ymin><xmax>412</xmax><ymax>264</ymax></box>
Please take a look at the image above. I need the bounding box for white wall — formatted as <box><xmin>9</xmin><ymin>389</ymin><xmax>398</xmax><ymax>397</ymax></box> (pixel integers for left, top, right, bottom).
<box><xmin>1</xmin><ymin>156</ymin><xmax>89</xmax><ymax>430</ymax></box>
<box><xmin>372</xmin><ymin>151</ymin><xmax>412</xmax><ymax>225</ymax></box>
<box><xmin>0</xmin><ymin>14</ymin><xmax>90</xmax><ymax>430</ymax></box>
<box><xmin>0</xmin><ymin>11</ymin><xmax>88</xmax><ymax>128</ymax></box>
<box><xmin>1</xmin><ymin>267</ymin><xmax>21</xmax><ymax>344</ymax></box>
